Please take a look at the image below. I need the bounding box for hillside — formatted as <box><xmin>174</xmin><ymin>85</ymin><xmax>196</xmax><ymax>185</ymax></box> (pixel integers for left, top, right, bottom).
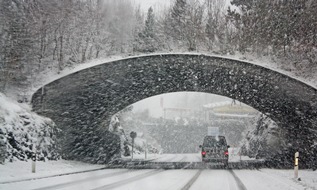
<box><xmin>0</xmin><ymin>93</ymin><xmax>60</xmax><ymax>163</ymax></box>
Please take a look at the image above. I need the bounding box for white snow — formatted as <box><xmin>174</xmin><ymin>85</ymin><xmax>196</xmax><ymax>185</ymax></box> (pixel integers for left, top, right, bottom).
<box><xmin>228</xmin><ymin>147</ymin><xmax>258</xmax><ymax>162</ymax></box>
<box><xmin>0</xmin><ymin>159</ymin><xmax>105</xmax><ymax>183</ymax></box>
<box><xmin>110</xmin><ymin>169</ymin><xmax>198</xmax><ymax>190</ymax></box>
<box><xmin>260</xmin><ymin>169</ymin><xmax>317</xmax><ymax>190</ymax></box>
<box><xmin>190</xmin><ymin>170</ymin><xmax>240</xmax><ymax>190</ymax></box>
<box><xmin>214</xmin><ymin>113</ymin><xmax>255</xmax><ymax>118</ymax></box>
<box><xmin>203</xmin><ymin>100</ymin><xmax>233</xmax><ymax>108</ymax></box>
<box><xmin>1</xmin><ymin>156</ymin><xmax>316</xmax><ymax>190</ymax></box>
<box><xmin>0</xmin><ymin>93</ymin><xmax>59</xmax><ymax>161</ymax></box>
<box><xmin>121</xmin><ymin>153</ymin><xmax>161</xmax><ymax>161</ymax></box>
<box><xmin>0</xmin><ymin>93</ymin><xmax>26</xmax><ymax>114</ymax></box>
<box><xmin>234</xmin><ymin>169</ymin><xmax>317</xmax><ymax>190</ymax></box>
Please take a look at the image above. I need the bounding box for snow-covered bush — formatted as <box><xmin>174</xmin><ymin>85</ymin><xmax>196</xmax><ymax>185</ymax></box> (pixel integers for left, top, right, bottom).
<box><xmin>0</xmin><ymin>93</ymin><xmax>61</xmax><ymax>163</ymax></box>
<box><xmin>239</xmin><ymin>114</ymin><xmax>300</xmax><ymax>168</ymax></box>
<box><xmin>240</xmin><ymin>114</ymin><xmax>286</xmax><ymax>159</ymax></box>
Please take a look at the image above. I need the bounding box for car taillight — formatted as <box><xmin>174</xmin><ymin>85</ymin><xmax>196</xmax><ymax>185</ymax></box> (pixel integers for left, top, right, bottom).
<box><xmin>202</xmin><ymin>151</ymin><xmax>206</xmax><ymax>156</ymax></box>
<box><xmin>224</xmin><ymin>151</ymin><xmax>229</xmax><ymax>156</ymax></box>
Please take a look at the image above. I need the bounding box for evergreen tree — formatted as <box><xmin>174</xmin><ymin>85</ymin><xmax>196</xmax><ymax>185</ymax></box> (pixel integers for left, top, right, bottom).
<box><xmin>169</xmin><ymin>0</ymin><xmax>188</xmax><ymax>48</ymax></box>
<box><xmin>184</xmin><ymin>1</ymin><xmax>204</xmax><ymax>51</ymax></box>
<box><xmin>132</xmin><ymin>6</ymin><xmax>145</xmax><ymax>53</ymax></box>
<box><xmin>144</xmin><ymin>7</ymin><xmax>155</xmax><ymax>38</ymax></box>
<box><xmin>134</xmin><ymin>7</ymin><xmax>158</xmax><ymax>53</ymax></box>
<box><xmin>205</xmin><ymin>0</ymin><xmax>227</xmax><ymax>52</ymax></box>
<box><xmin>142</xmin><ymin>7</ymin><xmax>158</xmax><ymax>52</ymax></box>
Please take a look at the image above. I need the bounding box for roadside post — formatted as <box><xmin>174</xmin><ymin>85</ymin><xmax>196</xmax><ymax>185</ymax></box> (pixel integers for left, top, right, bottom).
<box><xmin>238</xmin><ymin>148</ymin><xmax>242</xmax><ymax>162</ymax></box>
<box><xmin>294</xmin><ymin>152</ymin><xmax>299</xmax><ymax>179</ymax></box>
<box><xmin>144</xmin><ymin>140</ymin><xmax>147</xmax><ymax>160</ymax></box>
<box><xmin>31</xmin><ymin>152</ymin><xmax>36</xmax><ymax>173</ymax></box>
<box><xmin>130</xmin><ymin>131</ymin><xmax>137</xmax><ymax>160</ymax></box>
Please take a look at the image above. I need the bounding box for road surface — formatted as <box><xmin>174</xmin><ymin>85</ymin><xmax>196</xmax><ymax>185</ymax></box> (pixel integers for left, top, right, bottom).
<box><xmin>0</xmin><ymin>167</ymin><xmax>306</xmax><ymax>190</ymax></box>
<box><xmin>0</xmin><ymin>154</ymin><xmax>307</xmax><ymax>190</ymax></box>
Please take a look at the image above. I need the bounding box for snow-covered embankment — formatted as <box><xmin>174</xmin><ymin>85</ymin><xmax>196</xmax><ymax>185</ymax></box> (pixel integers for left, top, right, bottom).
<box><xmin>0</xmin><ymin>93</ymin><xmax>60</xmax><ymax>163</ymax></box>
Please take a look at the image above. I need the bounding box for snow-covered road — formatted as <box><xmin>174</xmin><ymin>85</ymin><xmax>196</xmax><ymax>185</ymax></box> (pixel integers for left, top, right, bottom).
<box><xmin>1</xmin><ymin>168</ymin><xmax>310</xmax><ymax>190</ymax></box>
<box><xmin>1</xmin><ymin>154</ymin><xmax>316</xmax><ymax>190</ymax></box>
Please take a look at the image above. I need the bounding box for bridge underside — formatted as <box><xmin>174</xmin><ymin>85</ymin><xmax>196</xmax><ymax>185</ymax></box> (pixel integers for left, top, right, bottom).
<box><xmin>31</xmin><ymin>54</ymin><xmax>317</xmax><ymax>163</ymax></box>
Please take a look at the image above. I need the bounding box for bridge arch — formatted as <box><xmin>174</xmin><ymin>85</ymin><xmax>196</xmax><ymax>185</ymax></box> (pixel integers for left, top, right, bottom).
<box><xmin>31</xmin><ymin>54</ymin><xmax>317</xmax><ymax>162</ymax></box>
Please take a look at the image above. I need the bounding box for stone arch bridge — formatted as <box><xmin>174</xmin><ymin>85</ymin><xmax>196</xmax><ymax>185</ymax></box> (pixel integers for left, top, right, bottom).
<box><xmin>31</xmin><ymin>54</ymin><xmax>317</xmax><ymax>163</ymax></box>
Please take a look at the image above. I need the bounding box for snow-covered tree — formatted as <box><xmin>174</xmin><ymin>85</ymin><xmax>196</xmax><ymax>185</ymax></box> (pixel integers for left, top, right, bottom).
<box><xmin>134</xmin><ymin>7</ymin><xmax>159</xmax><ymax>53</ymax></box>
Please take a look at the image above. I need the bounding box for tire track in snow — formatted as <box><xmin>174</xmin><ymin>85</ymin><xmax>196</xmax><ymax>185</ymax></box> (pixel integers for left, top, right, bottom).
<box><xmin>91</xmin><ymin>169</ymin><xmax>164</xmax><ymax>190</ymax></box>
<box><xmin>228</xmin><ymin>170</ymin><xmax>248</xmax><ymax>190</ymax></box>
<box><xmin>180</xmin><ymin>170</ymin><xmax>202</xmax><ymax>190</ymax></box>
<box><xmin>32</xmin><ymin>169</ymin><xmax>135</xmax><ymax>190</ymax></box>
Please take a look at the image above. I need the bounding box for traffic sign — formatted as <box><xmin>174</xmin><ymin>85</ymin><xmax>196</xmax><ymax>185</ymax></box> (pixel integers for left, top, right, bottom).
<box><xmin>130</xmin><ymin>131</ymin><xmax>137</xmax><ymax>160</ymax></box>
<box><xmin>130</xmin><ymin>131</ymin><xmax>137</xmax><ymax>139</ymax></box>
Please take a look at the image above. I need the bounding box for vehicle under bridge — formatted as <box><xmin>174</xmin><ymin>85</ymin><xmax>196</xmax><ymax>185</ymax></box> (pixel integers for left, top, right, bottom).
<box><xmin>31</xmin><ymin>53</ymin><xmax>317</xmax><ymax>165</ymax></box>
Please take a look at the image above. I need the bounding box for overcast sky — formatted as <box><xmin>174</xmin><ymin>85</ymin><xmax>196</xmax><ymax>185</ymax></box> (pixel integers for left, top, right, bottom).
<box><xmin>133</xmin><ymin>0</ymin><xmax>232</xmax><ymax>12</ymax></box>
<box><xmin>132</xmin><ymin>0</ymin><xmax>171</xmax><ymax>12</ymax></box>
<box><xmin>132</xmin><ymin>92</ymin><xmax>232</xmax><ymax>118</ymax></box>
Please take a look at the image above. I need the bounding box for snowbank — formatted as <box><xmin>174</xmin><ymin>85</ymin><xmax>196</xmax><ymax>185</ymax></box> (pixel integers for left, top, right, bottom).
<box><xmin>0</xmin><ymin>159</ymin><xmax>105</xmax><ymax>183</ymax></box>
<box><xmin>260</xmin><ymin>169</ymin><xmax>317</xmax><ymax>190</ymax></box>
<box><xmin>0</xmin><ymin>93</ymin><xmax>60</xmax><ymax>163</ymax></box>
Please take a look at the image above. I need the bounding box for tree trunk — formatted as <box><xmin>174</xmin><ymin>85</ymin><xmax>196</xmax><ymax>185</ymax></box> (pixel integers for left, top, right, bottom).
<box><xmin>53</xmin><ymin>32</ymin><xmax>58</xmax><ymax>61</ymax></box>
<box><xmin>88</xmin><ymin>45</ymin><xmax>93</xmax><ymax>60</ymax></box>
<box><xmin>39</xmin><ymin>26</ymin><xmax>47</xmax><ymax>65</ymax></box>
<box><xmin>95</xmin><ymin>45</ymin><xmax>100</xmax><ymax>58</ymax></box>
<box><xmin>81</xmin><ymin>37</ymin><xmax>89</xmax><ymax>63</ymax></box>
<box><xmin>58</xmin><ymin>35</ymin><xmax>64</xmax><ymax>71</ymax></box>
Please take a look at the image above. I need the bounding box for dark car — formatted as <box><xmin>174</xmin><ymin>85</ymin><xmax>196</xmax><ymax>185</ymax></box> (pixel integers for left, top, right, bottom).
<box><xmin>199</xmin><ymin>135</ymin><xmax>229</xmax><ymax>166</ymax></box>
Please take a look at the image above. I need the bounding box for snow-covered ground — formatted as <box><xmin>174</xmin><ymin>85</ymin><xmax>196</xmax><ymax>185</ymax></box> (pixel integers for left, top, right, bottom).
<box><xmin>121</xmin><ymin>153</ymin><xmax>161</xmax><ymax>161</ymax></box>
<box><xmin>260</xmin><ymin>169</ymin><xmax>317</xmax><ymax>190</ymax></box>
<box><xmin>0</xmin><ymin>151</ymin><xmax>260</xmax><ymax>183</ymax></box>
<box><xmin>0</xmin><ymin>152</ymin><xmax>260</xmax><ymax>183</ymax></box>
<box><xmin>228</xmin><ymin>147</ymin><xmax>257</xmax><ymax>162</ymax></box>
<box><xmin>0</xmin><ymin>160</ymin><xmax>105</xmax><ymax>183</ymax></box>
<box><xmin>0</xmin><ymin>93</ymin><xmax>59</xmax><ymax>162</ymax></box>
<box><xmin>1</xmin><ymin>157</ymin><xmax>316</xmax><ymax>190</ymax></box>
<box><xmin>234</xmin><ymin>169</ymin><xmax>317</xmax><ymax>190</ymax></box>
